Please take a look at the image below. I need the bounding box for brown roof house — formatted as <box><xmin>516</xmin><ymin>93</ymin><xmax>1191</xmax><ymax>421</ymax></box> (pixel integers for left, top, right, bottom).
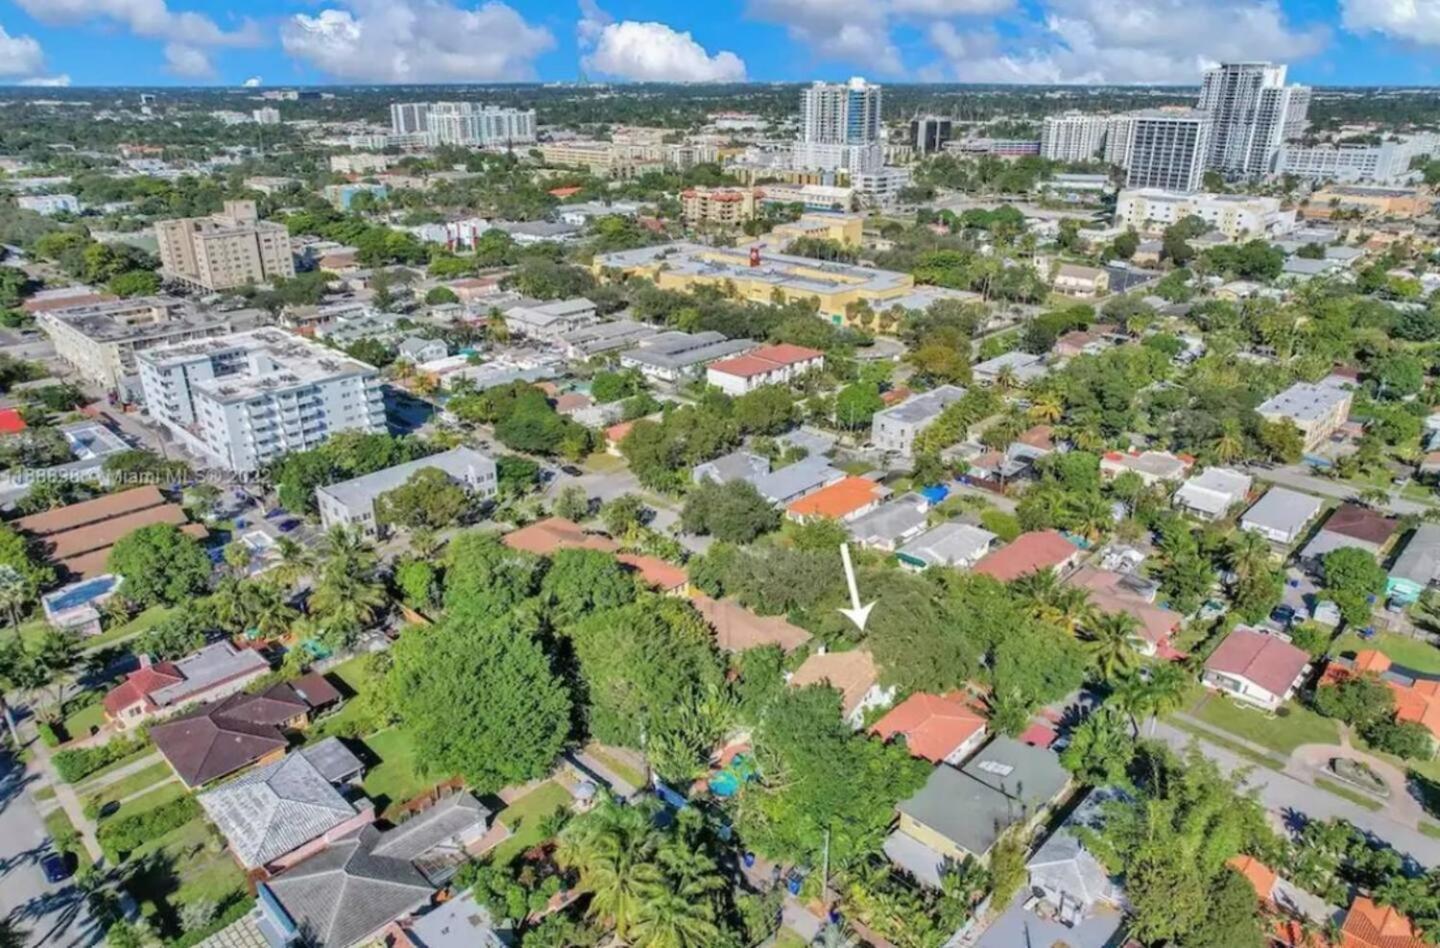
<box><xmin>150</xmin><ymin>673</ymin><xmax>343</xmax><ymax>787</ymax></box>
<box><xmin>1203</xmin><ymin>627</ymin><xmax>1311</xmax><ymax>711</ymax></box>
<box><xmin>690</xmin><ymin>594</ymin><xmax>812</xmax><ymax>654</ymax></box>
<box><xmin>973</xmin><ymin>531</ymin><xmax>1081</xmax><ymax>583</ymax></box>
<box><xmin>1300</xmin><ymin>503</ymin><xmax>1399</xmax><ymax>566</ymax></box>
<box><xmin>103</xmin><ymin>641</ymin><xmax>271</xmax><ymax>731</ymax></box>
<box><xmin>788</xmin><ymin>648</ymin><xmax>894</xmax><ymax>729</ymax></box>
<box><xmin>257</xmin><ymin>793</ymin><xmax>493</xmax><ymax>948</ymax></box>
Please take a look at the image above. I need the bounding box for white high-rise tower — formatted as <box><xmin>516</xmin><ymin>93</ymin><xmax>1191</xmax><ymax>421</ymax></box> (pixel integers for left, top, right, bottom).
<box><xmin>794</xmin><ymin>77</ymin><xmax>883</xmax><ymax>174</ymax></box>
<box><xmin>1198</xmin><ymin>62</ymin><xmax>1310</xmax><ymax>177</ymax></box>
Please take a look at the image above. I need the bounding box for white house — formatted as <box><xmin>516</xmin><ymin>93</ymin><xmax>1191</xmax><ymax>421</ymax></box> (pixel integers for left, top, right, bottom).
<box><xmin>1202</xmin><ymin>627</ymin><xmax>1310</xmax><ymax>710</ymax></box>
<box><xmin>1174</xmin><ymin>467</ymin><xmax>1253</xmax><ymax>520</ymax></box>
<box><xmin>705</xmin><ymin>344</ymin><xmax>824</xmax><ymax>396</ymax></box>
<box><xmin>1241</xmin><ymin>487</ymin><xmax>1324</xmax><ymax>545</ymax></box>
<box><xmin>315</xmin><ymin>446</ymin><xmax>497</xmax><ymax>536</ymax></box>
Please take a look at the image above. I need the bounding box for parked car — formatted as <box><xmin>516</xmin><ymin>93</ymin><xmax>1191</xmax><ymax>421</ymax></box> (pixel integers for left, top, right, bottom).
<box><xmin>41</xmin><ymin>852</ymin><xmax>71</xmax><ymax>884</ymax></box>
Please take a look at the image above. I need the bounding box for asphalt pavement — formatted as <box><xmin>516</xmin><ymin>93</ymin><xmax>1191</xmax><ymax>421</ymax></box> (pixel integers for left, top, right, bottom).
<box><xmin>0</xmin><ymin>752</ymin><xmax>100</xmax><ymax>947</ymax></box>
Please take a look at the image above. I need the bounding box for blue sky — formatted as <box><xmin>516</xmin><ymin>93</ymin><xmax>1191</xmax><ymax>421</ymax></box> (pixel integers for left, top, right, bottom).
<box><xmin>1</xmin><ymin>0</ymin><xmax>1437</xmax><ymax>88</ymax></box>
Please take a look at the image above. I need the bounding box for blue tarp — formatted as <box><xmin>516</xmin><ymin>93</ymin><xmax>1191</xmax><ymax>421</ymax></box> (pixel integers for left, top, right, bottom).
<box><xmin>920</xmin><ymin>485</ymin><xmax>950</xmax><ymax>505</ymax></box>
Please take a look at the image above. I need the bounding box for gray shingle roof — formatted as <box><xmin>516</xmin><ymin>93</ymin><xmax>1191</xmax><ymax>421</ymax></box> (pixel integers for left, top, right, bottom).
<box><xmin>199</xmin><ymin>751</ymin><xmax>360</xmax><ymax>869</ymax></box>
<box><xmin>1242</xmin><ymin>487</ymin><xmax>1324</xmax><ymax>535</ymax></box>
<box><xmin>1391</xmin><ymin>523</ymin><xmax>1440</xmax><ymax>586</ymax></box>
<box><xmin>316</xmin><ymin>447</ymin><xmax>495</xmax><ymax>512</ymax></box>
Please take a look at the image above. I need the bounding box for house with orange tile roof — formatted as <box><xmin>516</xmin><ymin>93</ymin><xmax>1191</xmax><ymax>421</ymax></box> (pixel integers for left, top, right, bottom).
<box><xmin>1068</xmin><ymin>566</ymin><xmax>1186</xmax><ymax>660</ymax></box>
<box><xmin>789</xmin><ymin>648</ymin><xmax>894</xmax><ymax>728</ymax></box>
<box><xmin>1322</xmin><ymin>650</ymin><xmax>1440</xmax><ymax>751</ymax></box>
<box><xmin>972</xmin><ymin>530</ymin><xmax>1081</xmax><ymax>583</ymax></box>
<box><xmin>616</xmin><ymin>554</ymin><xmax>689</xmax><ymax>595</ymax></box>
<box><xmin>1228</xmin><ymin>854</ymin><xmax>1347</xmax><ymax>945</ymax></box>
<box><xmin>1339</xmin><ymin>896</ymin><xmax>1426</xmax><ymax>948</ymax></box>
<box><xmin>502</xmin><ymin>517</ymin><xmax>620</xmax><ymax>556</ymax></box>
<box><xmin>604</xmin><ymin>421</ymin><xmax>635</xmax><ymax>456</ymax></box>
<box><xmin>690</xmin><ymin>595</ymin><xmax>812</xmax><ymax>654</ymax></box>
<box><xmin>785</xmin><ymin>476</ymin><xmax>886</xmax><ymax>523</ymax></box>
<box><xmin>870</xmin><ymin>692</ymin><xmax>988</xmax><ymax>765</ymax></box>
<box><xmin>705</xmin><ymin>343</ymin><xmax>824</xmax><ymax>395</ymax></box>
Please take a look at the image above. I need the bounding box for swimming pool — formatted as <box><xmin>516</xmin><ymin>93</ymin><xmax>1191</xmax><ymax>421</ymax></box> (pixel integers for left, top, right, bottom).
<box><xmin>43</xmin><ymin>574</ymin><xmax>121</xmax><ymax>614</ymax></box>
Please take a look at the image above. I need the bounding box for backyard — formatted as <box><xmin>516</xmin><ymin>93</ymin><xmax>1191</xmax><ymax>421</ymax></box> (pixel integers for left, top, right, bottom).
<box><xmin>488</xmin><ymin>780</ymin><xmax>573</xmax><ymax>867</ymax></box>
<box><xmin>124</xmin><ymin>815</ymin><xmax>248</xmax><ymax>935</ymax></box>
<box><xmin>359</xmin><ymin>727</ymin><xmax>430</xmax><ymax>816</ymax></box>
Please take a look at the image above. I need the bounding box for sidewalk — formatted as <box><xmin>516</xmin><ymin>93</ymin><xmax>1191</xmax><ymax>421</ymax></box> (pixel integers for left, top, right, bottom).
<box><xmin>26</xmin><ymin>726</ymin><xmax>104</xmax><ymax>866</ymax></box>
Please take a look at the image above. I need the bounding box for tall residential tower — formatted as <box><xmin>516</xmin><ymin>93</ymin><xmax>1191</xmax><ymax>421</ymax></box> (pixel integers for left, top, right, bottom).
<box><xmin>1197</xmin><ymin>62</ymin><xmax>1310</xmax><ymax>177</ymax></box>
<box><xmin>794</xmin><ymin>78</ymin><xmax>883</xmax><ymax>174</ymax></box>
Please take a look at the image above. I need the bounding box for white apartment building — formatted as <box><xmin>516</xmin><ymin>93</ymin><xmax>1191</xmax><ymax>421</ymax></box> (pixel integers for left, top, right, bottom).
<box><xmin>138</xmin><ymin>329</ymin><xmax>386</xmax><ymax>474</ymax></box>
<box><xmin>795</xmin><ymin>78</ymin><xmax>884</xmax><ymax>174</ymax></box>
<box><xmin>387</xmin><ymin>101</ymin><xmax>537</xmax><ymax>147</ymax></box>
<box><xmin>1197</xmin><ymin>62</ymin><xmax>1310</xmax><ymax>176</ymax></box>
<box><xmin>1040</xmin><ymin>112</ymin><xmax>1134</xmax><ymax>163</ymax></box>
<box><xmin>1277</xmin><ymin>135</ymin><xmax>1438</xmax><ymax>184</ymax></box>
<box><xmin>18</xmin><ymin>193</ymin><xmax>81</xmax><ymax>216</ymax></box>
<box><xmin>1105</xmin><ymin>115</ymin><xmax>1135</xmax><ymax>167</ymax></box>
<box><xmin>1124</xmin><ymin>110</ymin><xmax>1212</xmax><ymax>192</ymax></box>
<box><xmin>1115</xmin><ymin>189</ymin><xmax>1295</xmax><ymax>239</ymax></box>
<box><xmin>316</xmin><ymin>446</ymin><xmax>497</xmax><ymax>536</ymax></box>
<box><xmin>252</xmin><ymin>107</ymin><xmax>281</xmax><ymax>125</ymax></box>
<box><xmin>154</xmin><ymin>200</ymin><xmax>295</xmax><ymax>292</ymax></box>
<box><xmin>36</xmin><ymin>296</ymin><xmax>231</xmax><ymax>396</ymax></box>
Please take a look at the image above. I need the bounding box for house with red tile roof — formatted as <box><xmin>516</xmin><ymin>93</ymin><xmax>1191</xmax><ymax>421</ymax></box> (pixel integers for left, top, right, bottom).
<box><xmin>1322</xmin><ymin>650</ymin><xmax>1440</xmax><ymax>751</ymax></box>
<box><xmin>104</xmin><ymin>642</ymin><xmax>272</xmax><ymax>730</ymax></box>
<box><xmin>972</xmin><ymin>530</ymin><xmax>1080</xmax><ymax>583</ymax></box>
<box><xmin>0</xmin><ymin>408</ymin><xmax>26</xmax><ymax>435</ymax></box>
<box><xmin>690</xmin><ymin>595</ymin><xmax>812</xmax><ymax>654</ymax></box>
<box><xmin>705</xmin><ymin>343</ymin><xmax>824</xmax><ymax>395</ymax></box>
<box><xmin>1068</xmin><ymin>566</ymin><xmax>1185</xmax><ymax>660</ymax></box>
<box><xmin>616</xmin><ymin>554</ymin><xmax>689</xmax><ymax>595</ymax></box>
<box><xmin>789</xmin><ymin>649</ymin><xmax>894</xmax><ymax>729</ymax></box>
<box><xmin>1203</xmin><ymin>627</ymin><xmax>1311</xmax><ymax>711</ymax></box>
<box><xmin>1340</xmin><ymin>896</ymin><xmax>1426</xmax><ymax>948</ymax></box>
<box><xmin>870</xmin><ymin>692</ymin><xmax>988</xmax><ymax>765</ymax></box>
<box><xmin>785</xmin><ymin>476</ymin><xmax>886</xmax><ymax>523</ymax></box>
<box><xmin>502</xmin><ymin>517</ymin><xmax>620</xmax><ymax>556</ymax></box>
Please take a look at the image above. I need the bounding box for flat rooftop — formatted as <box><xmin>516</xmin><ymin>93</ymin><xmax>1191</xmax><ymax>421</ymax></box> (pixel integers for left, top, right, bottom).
<box><xmin>1257</xmin><ymin>379</ymin><xmax>1351</xmax><ymax>424</ymax></box>
<box><xmin>139</xmin><ymin>328</ymin><xmax>378</xmax><ymax>403</ymax></box>
<box><xmin>595</xmin><ymin>241</ymin><xmax>913</xmax><ymax>296</ymax></box>
<box><xmin>39</xmin><ymin>296</ymin><xmax>230</xmax><ymax>344</ymax></box>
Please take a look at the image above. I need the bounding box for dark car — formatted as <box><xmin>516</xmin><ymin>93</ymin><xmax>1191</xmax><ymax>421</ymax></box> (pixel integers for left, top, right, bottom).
<box><xmin>560</xmin><ymin>465</ymin><xmax>583</xmax><ymax>476</ymax></box>
<box><xmin>41</xmin><ymin>852</ymin><xmax>71</xmax><ymax>884</ymax></box>
<box><xmin>277</xmin><ymin>518</ymin><xmax>300</xmax><ymax>533</ymax></box>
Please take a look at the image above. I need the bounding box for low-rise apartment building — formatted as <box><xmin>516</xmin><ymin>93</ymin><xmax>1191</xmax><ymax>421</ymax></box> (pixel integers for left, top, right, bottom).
<box><xmin>1256</xmin><ymin>378</ymin><xmax>1353</xmax><ymax>451</ymax></box>
<box><xmin>316</xmin><ymin>447</ymin><xmax>497</xmax><ymax>536</ymax></box>
<box><xmin>1115</xmin><ymin>189</ymin><xmax>1295</xmax><ymax>240</ymax></box>
<box><xmin>705</xmin><ymin>343</ymin><xmax>824</xmax><ymax>395</ymax></box>
<box><xmin>870</xmin><ymin>385</ymin><xmax>967</xmax><ymax>457</ymax></box>
<box><xmin>681</xmin><ymin>187</ymin><xmax>757</xmax><ymax>226</ymax></box>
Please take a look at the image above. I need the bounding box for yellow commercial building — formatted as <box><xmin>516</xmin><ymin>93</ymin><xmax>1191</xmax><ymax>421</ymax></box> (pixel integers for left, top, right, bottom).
<box><xmin>1303</xmin><ymin>185</ymin><xmax>1433</xmax><ymax>221</ymax></box>
<box><xmin>768</xmin><ymin>212</ymin><xmax>865</xmax><ymax>248</ymax></box>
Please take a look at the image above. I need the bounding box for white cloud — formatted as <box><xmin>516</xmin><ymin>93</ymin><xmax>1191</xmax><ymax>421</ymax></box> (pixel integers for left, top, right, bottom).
<box><xmin>281</xmin><ymin>0</ymin><xmax>554</xmax><ymax>82</ymax></box>
<box><xmin>0</xmin><ymin>26</ymin><xmax>46</xmax><ymax>78</ymax></box>
<box><xmin>164</xmin><ymin>42</ymin><xmax>214</xmax><ymax>79</ymax></box>
<box><xmin>1341</xmin><ymin>0</ymin><xmax>1440</xmax><ymax>45</ymax></box>
<box><xmin>14</xmin><ymin>0</ymin><xmax>261</xmax><ymax>47</ymax></box>
<box><xmin>930</xmin><ymin>0</ymin><xmax>1328</xmax><ymax>84</ymax></box>
<box><xmin>747</xmin><ymin>0</ymin><xmax>901</xmax><ymax>73</ymax></box>
<box><xmin>243</xmin><ymin>76</ymin><xmax>263</xmax><ymax>88</ymax></box>
<box><xmin>20</xmin><ymin>74</ymin><xmax>72</xmax><ymax>87</ymax></box>
<box><xmin>577</xmin><ymin>7</ymin><xmax>746</xmax><ymax>82</ymax></box>
<box><xmin>891</xmin><ymin>0</ymin><xmax>1013</xmax><ymax>16</ymax></box>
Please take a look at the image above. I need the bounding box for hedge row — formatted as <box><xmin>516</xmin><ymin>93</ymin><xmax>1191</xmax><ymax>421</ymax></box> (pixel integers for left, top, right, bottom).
<box><xmin>98</xmin><ymin>795</ymin><xmax>199</xmax><ymax>862</ymax></box>
<box><xmin>53</xmin><ymin>735</ymin><xmax>149</xmax><ymax>783</ymax></box>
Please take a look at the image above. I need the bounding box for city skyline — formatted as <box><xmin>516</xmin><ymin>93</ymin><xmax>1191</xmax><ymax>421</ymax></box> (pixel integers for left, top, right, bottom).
<box><xmin>1</xmin><ymin>0</ymin><xmax>1439</xmax><ymax>89</ymax></box>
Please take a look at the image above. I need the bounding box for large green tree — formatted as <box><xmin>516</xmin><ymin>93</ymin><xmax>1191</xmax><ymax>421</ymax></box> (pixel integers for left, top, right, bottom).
<box><xmin>106</xmin><ymin>524</ymin><xmax>212</xmax><ymax>606</ymax></box>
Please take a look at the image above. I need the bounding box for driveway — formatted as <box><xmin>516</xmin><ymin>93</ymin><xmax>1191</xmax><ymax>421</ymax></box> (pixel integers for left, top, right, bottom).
<box><xmin>0</xmin><ymin>752</ymin><xmax>100</xmax><ymax>947</ymax></box>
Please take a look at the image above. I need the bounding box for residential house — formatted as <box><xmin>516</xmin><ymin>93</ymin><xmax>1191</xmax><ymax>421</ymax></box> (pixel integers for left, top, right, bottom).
<box><xmin>1241</xmin><ymin>488</ymin><xmax>1325</xmax><ymax>545</ymax></box>
<box><xmin>896</xmin><ymin>522</ymin><xmax>998</xmax><ymax>570</ymax></box>
<box><xmin>885</xmin><ymin>737</ymin><xmax>1070</xmax><ymax>885</ymax></box>
<box><xmin>785</xmin><ymin>476</ymin><xmax>886</xmax><ymax>523</ymax></box>
<box><xmin>704</xmin><ymin>343</ymin><xmax>824</xmax><ymax>395</ymax></box>
<box><xmin>1053</xmin><ymin>329</ymin><xmax>1109</xmax><ymax>359</ymax></box>
<box><xmin>1323</xmin><ymin>651</ymin><xmax>1440</xmax><ymax>752</ymax></box>
<box><xmin>1203</xmin><ymin>627</ymin><xmax>1311</xmax><ymax>711</ymax></box>
<box><xmin>1387</xmin><ymin>523</ymin><xmax>1440</xmax><ymax>605</ymax></box>
<box><xmin>604</xmin><ymin>421</ymin><xmax>634</xmax><ymax>456</ymax></box>
<box><xmin>390</xmin><ymin>890</ymin><xmax>515</xmax><ymax>948</ymax></box>
<box><xmin>103</xmin><ymin>642</ymin><xmax>272</xmax><ymax>731</ymax></box>
<box><xmin>396</xmin><ymin>337</ymin><xmax>447</xmax><ymax>364</ymax></box>
<box><xmin>976</xmin><ymin>787</ymin><xmax>1130</xmax><ymax>948</ymax></box>
<box><xmin>972</xmin><ymin>530</ymin><xmax>1081</xmax><ymax>583</ymax></box>
<box><xmin>315</xmin><ymin>447</ymin><xmax>498</xmax><ymax>536</ymax></box>
<box><xmin>1052</xmin><ymin>263</ymin><xmax>1110</xmax><ymax>298</ymax></box>
<box><xmin>616</xmin><ymin>554</ymin><xmax>690</xmax><ymax>596</ymax></box>
<box><xmin>502</xmin><ymin>517</ymin><xmax>621</xmax><ymax>556</ymax></box>
<box><xmin>691</xmin><ymin>594</ymin><xmax>812</xmax><ymax>654</ymax></box>
<box><xmin>1068</xmin><ymin>566</ymin><xmax>1184</xmax><ymax>659</ymax></box>
<box><xmin>149</xmin><ymin>674</ymin><xmax>343</xmax><ymax>787</ymax></box>
<box><xmin>870</xmin><ymin>692</ymin><xmax>988</xmax><ymax>765</ymax></box>
<box><xmin>749</xmin><ymin>457</ymin><xmax>844</xmax><ymax>506</ymax></box>
<box><xmin>846</xmin><ymin>495</ymin><xmax>930</xmax><ymax>551</ymax></box>
<box><xmin>16</xmin><ymin>485</ymin><xmax>209</xmax><ymax>580</ymax></box>
<box><xmin>258</xmin><ymin>793</ymin><xmax>494</xmax><ymax>948</ymax></box>
<box><xmin>1173</xmin><ymin>467</ymin><xmax>1253</xmax><ymax>520</ymax></box>
<box><xmin>691</xmin><ymin>450</ymin><xmax>769</xmax><ymax>487</ymax></box>
<box><xmin>199</xmin><ymin>743</ymin><xmax>374</xmax><ymax>871</ymax></box>
<box><xmin>869</xmin><ymin>385</ymin><xmax>967</xmax><ymax>457</ymax></box>
<box><xmin>972</xmin><ymin>351</ymin><xmax>1047</xmax><ymax>387</ymax></box>
<box><xmin>1227</xmin><ymin>854</ymin><xmax>1342</xmax><ymax>937</ymax></box>
<box><xmin>1299</xmin><ymin>503</ymin><xmax>1399</xmax><ymax>566</ymax></box>
<box><xmin>1337</xmin><ymin>896</ymin><xmax>1426</xmax><ymax>948</ymax></box>
<box><xmin>1100</xmin><ymin>449</ymin><xmax>1194</xmax><ymax>487</ymax></box>
<box><xmin>789</xmin><ymin>649</ymin><xmax>893</xmax><ymax>728</ymax></box>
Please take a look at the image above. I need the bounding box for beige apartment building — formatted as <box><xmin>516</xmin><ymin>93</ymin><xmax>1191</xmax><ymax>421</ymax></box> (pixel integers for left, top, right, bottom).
<box><xmin>681</xmin><ymin>187</ymin><xmax>757</xmax><ymax>226</ymax></box>
<box><xmin>155</xmin><ymin>200</ymin><xmax>295</xmax><ymax>292</ymax></box>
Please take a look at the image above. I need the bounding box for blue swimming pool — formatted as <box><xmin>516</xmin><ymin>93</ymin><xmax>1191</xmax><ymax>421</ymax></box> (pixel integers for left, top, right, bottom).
<box><xmin>43</xmin><ymin>574</ymin><xmax>120</xmax><ymax>613</ymax></box>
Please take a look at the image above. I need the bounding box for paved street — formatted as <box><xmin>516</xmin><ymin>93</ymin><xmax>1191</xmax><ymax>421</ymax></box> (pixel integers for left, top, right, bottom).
<box><xmin>1152</xmin><ymin>720</ymin><xmax>1440</xmax><ymax>867</ymax></box>
<box><xmin>0</xmin><ymin>752</ymin><xmax>100</xmax><ymax>948</ymax></box>
<box><xmin>1248</xmin><ymin>463</ymin><xmax>1436</xmax><ymax>517</ymax></box>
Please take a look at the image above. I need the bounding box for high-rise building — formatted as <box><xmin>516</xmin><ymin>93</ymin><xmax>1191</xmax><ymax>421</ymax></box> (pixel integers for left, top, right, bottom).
<box><xmin>1041</xmin><ymin>112</ymin><xmax>1108</xmax><ymax>162</ymax></box>
<box><xmin>910</xmin><ymin>116</ymin><xmax>953</xmax><ymax>155</ymax></box>
<box><xmin>795</xmin><ymin>77</ymin><xmax>883</xmax><ymax>173</ymax></box>
<box><xmin>387</xmin><ymin>102</ymin><xmax>537</xmax><ymax>147</ymax></box>
<box><xmin>1197</xmin><ymin>62</ymin><xmax>1310</xmax><ymax>176</ymax></box>
<box><xmin>155</xmin><ymin>201</ymin><xmax>295</xmax><ymax>293</ymax></box>
<box><xmin>252</xmin><ymin>107</ymin><xmax>281</xmax><ymax>126</ymax></box>
<box><xmin>138</xmin><ymin>329</ymin><xmax>387</xmax><ymax>473</ymax></box>
<box><xmin>1124</xmin><ymin>110</ymin><xmax>1212</xmax><ymax>192</ymax></box>
<box><xmin>1277</xmin><ymin>134</ymin><xmax>1438</xmax><ymax>184</ymax></box>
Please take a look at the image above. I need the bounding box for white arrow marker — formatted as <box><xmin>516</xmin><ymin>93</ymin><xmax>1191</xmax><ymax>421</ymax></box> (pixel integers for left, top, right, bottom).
<box><xmin>838</xmin><ymin>542</ymin><xmax>876</xmax><ymax>632</ymax></box>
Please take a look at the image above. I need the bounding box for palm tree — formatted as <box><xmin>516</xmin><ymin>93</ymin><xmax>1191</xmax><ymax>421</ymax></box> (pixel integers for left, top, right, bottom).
<box><xmin>1112</xmin><ymin>665</ymin><xmax>1193</xmax><ymax>735</ymax></box>
<box><xmin>243</xmin><ymin>581</ymin><xmax>300</xmax><ymax>640</ymax></box>
<box><xmin>994</xmin><ymin>364</ymin><xmax>1019</xmax><ymax>393</ymax></box>
<box><xmin>0</xmin><ymin>918</ymin><xmax>30</xmax><ymax>948</ymax></box>
<box><xmin>556</xmin><ymin>798</ymin><xmax>662</xmax><ymax>940</ymax></box>
<box><xmin>1357</xmin><ymin>487</ymin><xmax>1390</xmax><ymax>509</ymax></box>
<box><xmin>1227</xmin><ymin>528</ymin><xmax>1274</xmax><ymax>584</ymax></box>
<box><xmin>0</xmin><ymin>565</ymin><xmax>29</xmax><ymax>633</ymax></box>
<box><xmin>307</xmin><ymin>527</ymin><xmax>387</xmax><ymax>648</ymax></box>
<box><xmin>1084</xmin><ymin>611</ymin><xmax>1143</xmax><ymax>680</ymax></box>
<box><xmin>630</xmin><ymin>888</ymin><xmax>722</xmax><ymax>948</ymax></box>
<box><xmin>270</xmin><ymin>536</ymin><xmax>315</xmax><ymax>591</ymax></box>
<box><xmin>1028</xmin><ymin>391</ymin><xmax>1064</xmax><ymax>424</ymax></box>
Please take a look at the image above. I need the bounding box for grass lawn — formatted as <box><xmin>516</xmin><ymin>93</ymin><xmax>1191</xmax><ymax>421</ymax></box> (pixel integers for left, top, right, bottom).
<box><xmin>1422</xmin><ymin>822</ymin><xmax>1440</xmax><ymax>840</ymax></box>
<box><xmin>72</xmin><ymin>744</ymin><xmax>157</xmax><ymax>788</ymax></box>
<box><xmin>126</xmin><ymin>816</ymin><xmax>246</xmax><ymax>927</ymax></box>
<box><xmin>1189</xmin><ymin>694</ymin><xmax>1340</xmax><ymax>756</ymax></box>
<box><xmin>42</xmin><ymin>808</ymin><xmax>92</xmax><ymax>873</ymax></box>
<box><xmin>102</xmin><ymin>782</ymin><xmax>186</xmax><ymax>822</ymax></box>
<box><xmin>1167</xmin><ymin>716</ymin><xmax>1283</xmax><ymax>770</ymax></box>
<box><xmin>775</xmin><ymin>930</ymin><xmax>810</xmax><ymax>948</ymax></box>
<box><xmin>302</xmin><ymin>655</ymin><xmax>380</xmax><ymax>743</ymax></box>
<box><xmin>1315</xmin><ymin>777</ymin><xmax>1384</xmax><ymax>811</ymax></box>
<box><xmin>583</xmin><ymin>451</ymin><xmax>627</xmax><ymax>474</ymax></box>
<box><xmin>489</xmin><ymin>781</ymin><xmax>573</xmax><ymax>867</ymax></box>
<box><xmin>359</xmin><ymin>727</ymin><xmax>432</xmax><ymax>816</ymax></box>
<box><xmin>86</xmin><ymin>605</ymin><xmax>177</xmax><ymax>651</ymax></box>
<box><xmin>85</xmin><ymin>761</ymin><xmax>173</xmax><ymax>812</ymax></box>
<box><xmin>2</xmin><ymin>617</ymin><xmax>50</xmax><ymax>650</ymax></box>
<box><xmin>60</xmin><ymin>700</ymin><xmax>107</xmax><ymax>743</ymax></box>
<box><xmin>33</xmin><ymin>785</ymin><xmax>56</xmax><ymax>802</ymax></box>
<box><xmin>1330</xmin><ymin>630</ymin><xmax>1440</xmax><ymax>675</ymax></box>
